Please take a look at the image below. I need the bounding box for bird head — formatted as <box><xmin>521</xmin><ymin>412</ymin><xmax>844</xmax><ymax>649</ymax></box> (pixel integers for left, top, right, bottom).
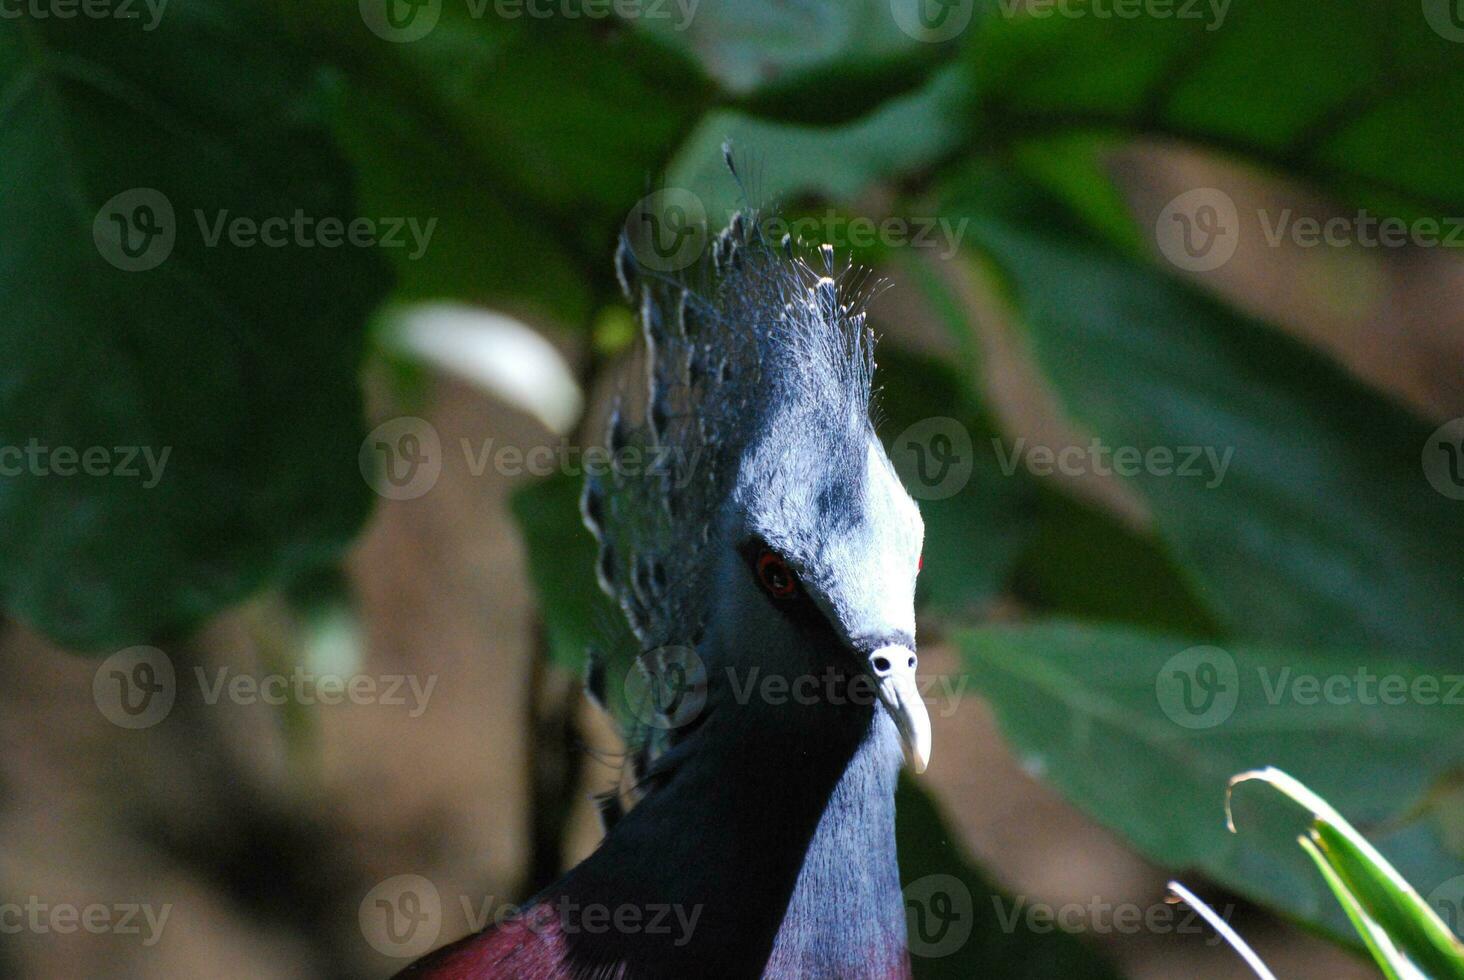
<box><xmin>704</xmin><ymin>320</ymin><xmax>929</xmax><ymax>772</ymax></box>
<box><xmin>584</xmin><ymin>176</ymin><xmax>930</xmax><ymax>778</ymax></box>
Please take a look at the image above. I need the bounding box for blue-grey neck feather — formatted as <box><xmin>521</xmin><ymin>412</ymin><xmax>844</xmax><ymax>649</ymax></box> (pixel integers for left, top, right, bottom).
<box><xmin>556</xmin><ymin>673</ymin><xmax>906</xmax><ymax>978</ymax></box>
<box><xmin>763</xmin><ymin>712</ymin><xmax>908</xmax><ymax>977</ymax></box>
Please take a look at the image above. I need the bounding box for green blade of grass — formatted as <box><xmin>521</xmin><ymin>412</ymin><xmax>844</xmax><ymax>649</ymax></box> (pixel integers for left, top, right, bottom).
<box><xmin>1230</xmin><ymin>768</ymin><xmax>1464</xmax><ymax>980</ymax></box>
<box><xmin>1299</xmin><ymin>833</ymin><xmax>1415</xmax><ymax>980</ymax></box>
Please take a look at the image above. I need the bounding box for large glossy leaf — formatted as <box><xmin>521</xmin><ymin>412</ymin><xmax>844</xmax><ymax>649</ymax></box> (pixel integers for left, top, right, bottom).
<box><xmin>966</xmin><ymin>0</ymin><xmax>1464</xmax><ymax>217</ymax></box>
<box><xmin>636</xmin><ymin>0</ymin><xmax>959</xmax><ymax>123</ymax></box>
<box><xmin>950</xmin><ymin>168</ymin><xmax>1464</xmax><ymax>666</ymax></box>
<box><xmin>293</xmin><ymin>6</ymin><xmax>714</xmax><ymax>323</ymax></box>
<box><xmin>1011</xmin><ymin>487</ymin><xmax>1223</xmax><ymax>639</ymax></box>
<box><xmin>668</xmin><ymin>64</ymin><xmax>969</xmax><ymax>224</ymax></box>
<box><xmin>962</xmin><ymin>621</ymin><xmax>1464</xmax><ymax>940</ymax></box>
<box><xmin>510</xmin><ymin>471</ymin><xmax>616</xmax><ymax>669</ymax></box>
<box><xmin>0</xmin><ymin>5</ymin><xmax>389</xmax><ymax>650</ymax></box>
<box><xmin>875</xmin><ymin>350</ymin><xmax>1036</xmax><ymax>618</ymax></box>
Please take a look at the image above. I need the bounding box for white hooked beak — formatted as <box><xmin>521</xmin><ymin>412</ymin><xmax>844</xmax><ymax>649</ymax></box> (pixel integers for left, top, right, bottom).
<box><xmin>868</xmin><ymin>645</ymin><xmax>931</xmax><ymax>774</ymax></box>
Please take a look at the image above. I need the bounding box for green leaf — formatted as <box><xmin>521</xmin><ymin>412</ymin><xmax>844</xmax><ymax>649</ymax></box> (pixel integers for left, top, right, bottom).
<box><xmin>1234</xmin><ymin>768</ymin><xmax>1464</xmax><ymax>978</ymax></box>
<box><xmin>668</xmin><ymin>64</ymin><xmax>970</xmax><ymax>224</ymax></box>
<box><xmin>510</xmin><ymin>471</ymin><xmax>616</xmax><ymax>669</ymax></box>
<box><xmin>960</xmin><ymin>620</ymin><xmax>1464</xmax><ymax>941</ymax></box>
<box><xmin>301</xmin><ymin>8</ymin><xmax>714</xmax><ymax>322</ymax></box>
<box><xmin>637</xmin><ymin>0</ymin><xmax>956</xmax><ymax>123</ymax></box>
<box><xmin>950</xmin><ymin>167</ymin><xmax>1464</xmax><ymax>666</ymax></box>
<box><xmin>1298</xmin><ymin>834</ymin><xmax>1408</xmax><ymax>980</ymax></box>
<box><xmin>896</xmin><ymin>776</ymin><xmax>1120</xmax><ymax>979</ymax></box>
<box><xmin>0</xmin><ymin>4</ymin><xmax>390</xmax><ymax>651</ymax></box>
<box><xmin>1011</xmin><ymin>487</ymin><xmax>1224</xmax><ymax>639</ymax></box>
<box><xmin>967</xmin><ymin>0</ymin><xmax>1464</xmax><ymax>218</ymax></box>
<box><xmin>875</xmin><ymin>349</ymin><xmax>1037</xmax><ymax>618</ymax></box>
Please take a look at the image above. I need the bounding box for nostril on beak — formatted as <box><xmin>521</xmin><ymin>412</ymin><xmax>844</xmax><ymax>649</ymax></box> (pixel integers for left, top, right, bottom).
<box><xmin>865</xmin><ymin>644</ymin><xmax>931</xmax><ymax>774</ymax></box>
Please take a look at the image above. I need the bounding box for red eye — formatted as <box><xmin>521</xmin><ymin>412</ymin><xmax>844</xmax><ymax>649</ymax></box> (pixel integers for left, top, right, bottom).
<box><xmin>756</xmin><ymin>550</ymin><xmax>798</xmax><ymax>598</ymax></box>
